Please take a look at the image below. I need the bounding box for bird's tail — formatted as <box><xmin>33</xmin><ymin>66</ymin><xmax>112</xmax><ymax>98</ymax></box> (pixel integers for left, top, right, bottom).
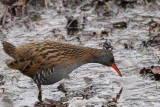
<box><xmin>2</xmin><ymin>41</ymin><xmax>16</xmax><ymax>59</ymax></box>
<box><xmin>1</xmin><ymin>41</ymin><xmax>30</xmax><ymax>71</ymax></box>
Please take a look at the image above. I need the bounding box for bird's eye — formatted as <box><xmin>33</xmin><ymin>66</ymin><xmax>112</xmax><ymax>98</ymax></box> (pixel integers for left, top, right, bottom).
<box><xmin>111</xmin><ymin>58</ymin><xmax>114</xmax><ymax>63</ymax></box>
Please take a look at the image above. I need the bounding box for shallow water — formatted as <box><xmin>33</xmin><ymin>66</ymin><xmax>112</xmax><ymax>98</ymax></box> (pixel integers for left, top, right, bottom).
<box><xmin>0</xmin><ymin>0</ymin><xmax>160</xmax><ymax>107</ymax></box>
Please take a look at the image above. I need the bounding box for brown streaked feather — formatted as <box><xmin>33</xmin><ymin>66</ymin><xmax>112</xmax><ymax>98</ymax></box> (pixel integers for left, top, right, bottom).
<box><xmin>2</xmin><ymin>40</ymin><xmax>103</xmax><ymax>77</ymax></box>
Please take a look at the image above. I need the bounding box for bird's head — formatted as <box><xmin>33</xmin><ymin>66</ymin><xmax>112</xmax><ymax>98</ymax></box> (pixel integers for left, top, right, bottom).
<box><xmin>95</xmin><ymin>49</ymin><xmax>122</xmax><ymax>77</ymax></box>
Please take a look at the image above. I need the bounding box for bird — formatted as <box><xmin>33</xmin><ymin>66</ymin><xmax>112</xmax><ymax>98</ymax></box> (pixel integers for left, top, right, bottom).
<box><xmin>2</xmin><ymin>40</ymin><xmax>122</xmax><ymax>102</ymax></box>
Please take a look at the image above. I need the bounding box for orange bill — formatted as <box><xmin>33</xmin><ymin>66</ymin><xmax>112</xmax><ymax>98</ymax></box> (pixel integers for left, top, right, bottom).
<box><xmin>112</xmin><ymin>64</ymin><xmax>122</xmax><ymax>77</ymax></box>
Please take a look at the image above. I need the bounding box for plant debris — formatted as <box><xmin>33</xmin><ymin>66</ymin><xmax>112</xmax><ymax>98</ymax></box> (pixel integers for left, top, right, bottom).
<box><xmin>139</xmin><ymin>66</ymin><xmax>160</xmax><ymax>80</ymax></box>
<box><xmin>103</xmin><ymin>39</ymin><xmax>113</xmax><ymax>50</ymax></box>
<box><xmin>66</xmin><ymin>16</ymin><xmax>79</xmax><ymax>35</ymax></box>
<box><xmin>34</xmin><ymin>98</ymin><xmax>68</xmax><ymax>107</ymax></box>
<box><xmin>57</xmin><ymin>83</ymin><xmax>67</xmax><ymax>93</ymax></box>
<box><xmin>146</xmin><ymin>35</ymin><xmax>160</xmax><ymax>47</ymax></box>
<box><xmin>0</xmin><ymin>74</ymin><xmax>5</xmax><ymax>86</ymax></box>
<box><xmin>113</xmin><ymin>21</ymin><xmax>127</xmax><ymax>29</ymax></box>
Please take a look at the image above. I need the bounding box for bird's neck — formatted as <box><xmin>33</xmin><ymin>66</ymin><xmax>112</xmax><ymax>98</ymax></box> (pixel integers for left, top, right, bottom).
<box><xmin>85</xmin><ymin>49</ymin><xmax>103</xmax><ymax>64</ymax></box>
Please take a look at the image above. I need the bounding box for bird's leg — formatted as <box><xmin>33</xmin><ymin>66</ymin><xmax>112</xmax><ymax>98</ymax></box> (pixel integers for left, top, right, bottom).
<box><xmin>156</xmin><ymin>81</ymin><xmax>158</xmax><ymax>89</ymax></box>
<box><xmin>37</xmin><ymin>84</ymin><xmax>42</xmax><ymax>102</ymax></box>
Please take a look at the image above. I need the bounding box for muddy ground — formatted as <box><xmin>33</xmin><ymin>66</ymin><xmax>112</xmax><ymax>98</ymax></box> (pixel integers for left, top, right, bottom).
<box><xmin>0</xmin><ymin>0</ymin><xmax>160</xmax><ymax>107</ymax></box>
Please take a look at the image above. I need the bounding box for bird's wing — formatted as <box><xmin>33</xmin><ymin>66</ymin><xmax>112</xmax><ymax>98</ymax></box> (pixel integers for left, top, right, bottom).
<box><xmin>21</xmin><ymin>48</ymin><xmax>74</xmax><ymax>77</ymax></box>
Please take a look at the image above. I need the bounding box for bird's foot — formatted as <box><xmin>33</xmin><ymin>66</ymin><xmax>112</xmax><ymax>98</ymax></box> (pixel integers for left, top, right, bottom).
<box><xmin>37</xmin><ymin>84</ymin><xmax>43</xmax><ymax>102</ymax></box>
<box><xmin>38</xmin><ymin>91</ymin><xmax>42</xmax><ymax>102</ymax></box>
